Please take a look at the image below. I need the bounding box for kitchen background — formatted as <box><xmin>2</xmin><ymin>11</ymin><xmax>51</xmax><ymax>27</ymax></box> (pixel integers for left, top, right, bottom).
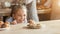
<box><xmin>0</xmin><ymin>0</ymin><xmax>60</xmax><ymax>21</ymax></box>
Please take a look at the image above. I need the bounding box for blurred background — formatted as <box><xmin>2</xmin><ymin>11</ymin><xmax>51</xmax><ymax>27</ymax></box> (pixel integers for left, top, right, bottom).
<box><xmin>0</xmin><ymin>0</ymin><xmax>60</xmax><ymax>21</ymax></box>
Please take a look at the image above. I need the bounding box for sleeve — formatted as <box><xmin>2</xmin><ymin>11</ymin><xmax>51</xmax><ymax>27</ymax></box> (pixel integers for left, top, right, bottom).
<box><xmin>5</xmin><ymin>17</ymin><xmax>13</xmax><ymax>23</ymax></box>
<box><xmin>27</xmin><ymin>0</ymin><xmax>39</xmax><ymax>22</ymax></box>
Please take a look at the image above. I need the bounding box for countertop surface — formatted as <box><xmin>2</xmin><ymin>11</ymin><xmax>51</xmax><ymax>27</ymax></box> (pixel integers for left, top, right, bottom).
<box><xmin>37</xmin><ymin>8</ymin><xmax>51</xmax><ymax>14</ymax></box>
<box><xmin>0</xmin><ymin>20</ymin><xmax>60</xmax><ymax>34</ymax></box>
<box><xmin>0</xmin><ymin>9</ymin><xmax>11</xmax><ymax>16</ymax></box>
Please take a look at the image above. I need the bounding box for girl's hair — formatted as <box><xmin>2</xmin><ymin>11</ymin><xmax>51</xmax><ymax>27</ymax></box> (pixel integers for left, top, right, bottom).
<box><xmin>11</xmin><ymin>5</ymin><xmax>27</xmax><ymax>17</ymax></box>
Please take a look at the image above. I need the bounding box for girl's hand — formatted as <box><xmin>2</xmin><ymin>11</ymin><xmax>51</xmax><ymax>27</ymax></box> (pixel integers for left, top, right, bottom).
<box><xmin>11</xmin><ymin>20</ymin><xmax>17</xmax><ymax>25</ymax></box>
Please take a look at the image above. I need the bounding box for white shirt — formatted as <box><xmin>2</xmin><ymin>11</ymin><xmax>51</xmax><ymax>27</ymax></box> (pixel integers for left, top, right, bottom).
<box><xmin>25</xmin><ymin>0</ymin><xmax>33</xmax><ymax>4</ymax></box>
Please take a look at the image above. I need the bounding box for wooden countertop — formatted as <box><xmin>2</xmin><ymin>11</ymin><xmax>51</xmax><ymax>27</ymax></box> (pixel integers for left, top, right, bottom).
<box><xmin>0</xmin><ymin>8</ymin><xmax>51</xmax><ymax>16</ymax></box>
<box><xmin>0</xmin><ymin>20</ymin><xmax>60</xmax><ymax>34</ymax></box>
<box><xmin>37</xmin><ymin>8</ymin><xmax>51</xmax><ymax>14</ymax></box>
<box><xmin>0</xmin><ymin>9</ymin><xmax>11</xmax><ymax>16</ymax></box>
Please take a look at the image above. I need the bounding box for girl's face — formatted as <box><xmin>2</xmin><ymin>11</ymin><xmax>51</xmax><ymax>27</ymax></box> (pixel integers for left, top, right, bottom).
<box><xmin>13</xmin><ymin>9</ymin><xmax>26</xmax><ymax>23</ymax></box>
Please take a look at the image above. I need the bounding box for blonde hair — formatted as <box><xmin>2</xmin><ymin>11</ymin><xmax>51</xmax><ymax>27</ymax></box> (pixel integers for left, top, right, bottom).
<box><xmin>11</xmin><ymin>5</ymin><xmax>27</xmax><ymax>16</ymax></box>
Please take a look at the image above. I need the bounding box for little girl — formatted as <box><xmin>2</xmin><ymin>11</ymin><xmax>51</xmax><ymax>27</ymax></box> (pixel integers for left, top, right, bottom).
<box><xmin>6</xmin><ymin>5</ymin><xmax>27</xmax><ymax>25</ymax></box>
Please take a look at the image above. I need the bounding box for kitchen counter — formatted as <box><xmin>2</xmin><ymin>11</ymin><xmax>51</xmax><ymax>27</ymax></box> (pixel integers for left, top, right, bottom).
<box><xmin>37</xmin><ymin>8</ymin><xmax>51</xmax><ymax>21</ymax></box>
<box><xmin>0</xmin><ymin>20</ymin><xmax>60</xmax><ymax>34</ymax></box>
<box><xmin>0</xmin><ymin>9</ymin><xmax>11</xmax><ymax>21</ymax></box>
<box><xmin>0</xmin><ymin>9</ymin><xmax>11</xmax><ymax>16</ymax></box>
<box><xmin>37</xmin><ymin>8</ymin><xmax>51</xmax><ymax>14</ymax></box>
